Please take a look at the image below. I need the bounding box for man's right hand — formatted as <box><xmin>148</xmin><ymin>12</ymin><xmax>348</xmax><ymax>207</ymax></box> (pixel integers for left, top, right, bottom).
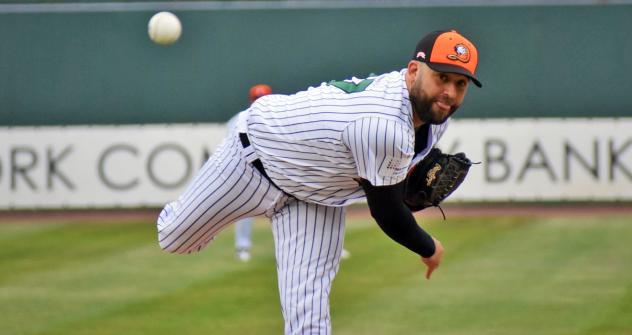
<box><xmin>421</xmin><ymin>237</ymin><xmax>444</xmax><ymax>280</ymax></box>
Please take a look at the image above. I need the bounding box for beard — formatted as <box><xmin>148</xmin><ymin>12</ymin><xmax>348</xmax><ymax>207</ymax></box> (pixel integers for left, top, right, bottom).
<box><xmin>410</xmin><ymin>84</ymin><xmax>459</xmax><ymax>125</ymax></box>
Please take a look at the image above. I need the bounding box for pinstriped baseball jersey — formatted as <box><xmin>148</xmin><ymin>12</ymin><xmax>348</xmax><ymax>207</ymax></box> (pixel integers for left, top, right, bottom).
<box><xmin>246</xmin><ymin>69</ymin><xmax>449</xmax><ymax>206</ymax></box>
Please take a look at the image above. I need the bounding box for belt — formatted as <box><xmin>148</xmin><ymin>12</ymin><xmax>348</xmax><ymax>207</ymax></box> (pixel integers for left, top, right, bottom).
<box><xmin>239</xmin><ymin>133</ymin><xmax>277</xmax><ymax>187</ymax></box>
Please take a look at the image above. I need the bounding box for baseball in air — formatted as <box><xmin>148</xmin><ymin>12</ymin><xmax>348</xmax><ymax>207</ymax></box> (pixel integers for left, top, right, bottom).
<box><xmin>148</xmin><ymin>11</ymin><xmax>182</xmax><ymax>45</ymax></box>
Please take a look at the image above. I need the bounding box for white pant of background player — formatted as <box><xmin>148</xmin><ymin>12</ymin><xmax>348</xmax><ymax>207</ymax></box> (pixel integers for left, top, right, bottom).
<box><xmin>157</xmin><ymin>127</ymin><xmax>345</xmax><ymax>335</ymax></box>
<box><xmin>234</xmin><ymin>217</ymin><xmax>254</xmax><ymax>261</ymax></box>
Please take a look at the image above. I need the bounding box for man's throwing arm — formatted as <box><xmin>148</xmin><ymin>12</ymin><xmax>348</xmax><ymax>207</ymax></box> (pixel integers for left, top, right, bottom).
<box><xmin>360</xmin><ymin>179</ymin><xmax>435</xmax><ymax>258</ymax></box>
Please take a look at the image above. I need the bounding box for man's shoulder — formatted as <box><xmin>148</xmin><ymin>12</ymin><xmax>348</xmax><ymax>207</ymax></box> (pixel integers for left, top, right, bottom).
<box><xmin>361</xmin><ymin>70</ymin><xmax>405</xmax><ymax>89</ymax></box>
<box><xmin>317</xmin><ymin>70</ymin><xmax>403</xmax><ymax>93</ymax></box>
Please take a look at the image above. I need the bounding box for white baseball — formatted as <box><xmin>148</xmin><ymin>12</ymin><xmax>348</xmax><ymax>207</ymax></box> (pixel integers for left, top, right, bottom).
<box><xmin>148</xmin><ymin>12</ymin><xmax>182</xmax><ymax>46</ymax></box>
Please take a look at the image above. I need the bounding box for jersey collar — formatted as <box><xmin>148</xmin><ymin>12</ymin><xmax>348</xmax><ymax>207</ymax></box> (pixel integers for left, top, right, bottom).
<box><xmin>400</xmin><ymin>68</ymin><xmax>414</xmax><ymax>129</ymax></box>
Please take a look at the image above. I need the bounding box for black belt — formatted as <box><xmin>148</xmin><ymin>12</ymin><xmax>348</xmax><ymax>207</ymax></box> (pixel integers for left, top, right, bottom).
<box><xmin>239</xmin><ymin>133</ymin><xmax>277</xmax><ymax>187</ymax></box>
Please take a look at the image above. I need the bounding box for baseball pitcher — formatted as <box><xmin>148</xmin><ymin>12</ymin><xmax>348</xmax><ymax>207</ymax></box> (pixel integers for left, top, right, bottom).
<box><xmin>157</xmin><ymin>29</ymin><xmax>482</xmax><ymax>335</ymax></box>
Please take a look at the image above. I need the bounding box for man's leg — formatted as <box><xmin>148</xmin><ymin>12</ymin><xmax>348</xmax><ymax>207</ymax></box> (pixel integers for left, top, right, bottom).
<box><xmin>270</xmin><ymin>199</ymin><xmax>346</xmax><ymax>335</ymax></box>
<box><xmin>235</xmin><ymin>217</ymin><xmax>254</xmax><ymax>250</ymax></box>
<box><xmin>157</xmin><ymin>133</ymin><xmax>283</xmax><ymax>254</ymax></box>
<box><xmin>235</xmin><ymin>217</ymin><xmax>254</xmax><ymax>261</ymax></box>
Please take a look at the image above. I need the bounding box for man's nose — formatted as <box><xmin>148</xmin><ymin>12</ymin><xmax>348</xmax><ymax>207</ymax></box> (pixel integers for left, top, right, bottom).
<box><xmin>442</xmin><ymin>83</ymin><xmax>457</xmax><ymax>100</ymax></box>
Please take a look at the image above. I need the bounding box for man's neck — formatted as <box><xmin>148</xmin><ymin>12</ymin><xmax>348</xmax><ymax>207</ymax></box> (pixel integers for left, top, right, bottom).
<box><xmin>404</xmin><ymin>68</ymin><xmax>423</xmax><ymax>129</ymax></box>
<box><xmin>412</xmin><ymin>111</ymin><xmax>424</xmax><ymax>129</ymax></box>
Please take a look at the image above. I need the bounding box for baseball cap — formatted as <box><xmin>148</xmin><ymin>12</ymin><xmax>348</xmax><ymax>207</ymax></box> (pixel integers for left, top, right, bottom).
<box><xmin>249</xmin><ymin>84</ymin><xmax>272</xmax><ymax>103</ymax></box>
<box><xmin>412</xmin><ymin>30</ymin><xmax>482</xmax><ymax>87</ymax></box>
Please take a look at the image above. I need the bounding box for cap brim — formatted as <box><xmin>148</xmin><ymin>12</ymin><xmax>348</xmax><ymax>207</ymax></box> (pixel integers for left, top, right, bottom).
<box><xmin>427</xmin><ymin>62</ymin><xmax>482</xmax><ymax>88</ymax></box>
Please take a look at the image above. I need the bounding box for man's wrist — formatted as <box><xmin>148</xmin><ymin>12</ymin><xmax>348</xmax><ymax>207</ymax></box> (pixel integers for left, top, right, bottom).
<box><xmin>420</xmin><ymin>238</ymin><xmax>436</xmax><ymax>258</ymax></box>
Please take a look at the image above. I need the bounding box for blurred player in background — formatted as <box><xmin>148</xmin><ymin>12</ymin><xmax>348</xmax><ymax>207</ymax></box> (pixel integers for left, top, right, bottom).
<box><xmin>234</xmin><ymin>84</ymin><xmax>273</xmax><ymax>262</ymax></box>
<box><xmin>158</xmin><ymin>30</ymin><xmax>481</xmax><ymax>334</ymax></box>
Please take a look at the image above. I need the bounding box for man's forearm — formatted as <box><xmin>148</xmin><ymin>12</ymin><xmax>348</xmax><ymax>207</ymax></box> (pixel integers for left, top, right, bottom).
<box><xmin>361</xmin><ymin>179</ymin><xmax>435</xmax><ymax>257</ymax></box>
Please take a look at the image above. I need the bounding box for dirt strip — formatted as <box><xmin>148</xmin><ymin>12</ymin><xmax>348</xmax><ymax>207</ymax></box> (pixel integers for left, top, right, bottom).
<box><xmin>0</xmin><ymin>208</ymin><xmax>160</xmax><ymax>223</ymax></box>
<box><xmin>408</xmin><ymin>203</ymin><xmax>632</xmax><ymax>219</ymax></box>
<box><xmin>1</xmin><ymin>203</ymin><xmax>631</xmax><ymax>223</ymax></box>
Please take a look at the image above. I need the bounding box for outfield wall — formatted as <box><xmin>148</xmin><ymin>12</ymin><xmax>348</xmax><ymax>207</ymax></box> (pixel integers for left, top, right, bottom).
<box><xmin>1</xmin><ymin>2</ymin><xmax>631</xmax><ymax>125</ymax></box>
<box><xmin>1</xmin><ymin>118</ymin><xmax>630</xmax><ymax>209</ymax></box>
<box><xmin>1</xmin><ymin>2</ymin><xmax>631</xmax><ymax>208</ymax></box>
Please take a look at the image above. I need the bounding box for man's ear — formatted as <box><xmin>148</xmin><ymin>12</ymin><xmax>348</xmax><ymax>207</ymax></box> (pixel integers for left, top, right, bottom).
<box><xmin>407</xmin><ymin>60</ymin><xmax>420</xmax><ymax>78</ymax></box>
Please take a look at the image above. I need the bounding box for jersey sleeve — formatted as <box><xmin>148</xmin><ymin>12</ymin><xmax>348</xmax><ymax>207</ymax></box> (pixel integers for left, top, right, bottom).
<box><xmin>342</xmin><ymin>117</ymin><xmax>414</xmax><ymax>186</ymax></box>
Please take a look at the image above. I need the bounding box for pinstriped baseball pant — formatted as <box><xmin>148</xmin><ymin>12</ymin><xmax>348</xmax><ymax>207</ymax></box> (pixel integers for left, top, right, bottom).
<box><xmin>157</xmin><ymin>130</ymin><xmax>345</xmax><ymax>335</ymax></box>
<box><xmin>272</xmin><ymin>199</ymin><xmax>345</xmax><ymax>335</ymax></box>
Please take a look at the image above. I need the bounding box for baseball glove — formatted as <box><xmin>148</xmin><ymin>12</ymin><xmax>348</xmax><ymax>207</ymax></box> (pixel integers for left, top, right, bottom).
<box><xmin>404</xmin><ymin>148</ymin><xmax>473</xmax><ymax>212</ymax></box>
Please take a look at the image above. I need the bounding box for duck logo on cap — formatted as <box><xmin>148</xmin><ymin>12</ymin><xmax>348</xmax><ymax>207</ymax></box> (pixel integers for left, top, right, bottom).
<box><xmin>447</xmin><ymin>43</ymin><xmax>470</xmax><ymax>63</ymax></box>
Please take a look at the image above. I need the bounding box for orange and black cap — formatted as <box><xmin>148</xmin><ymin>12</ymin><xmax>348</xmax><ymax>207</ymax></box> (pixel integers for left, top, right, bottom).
<box><xmin>249</xmin><ymin>84</ymin><xmax>272</xmax><ymax>103</ymax></box>
<box><xmin>412</xmin><ymin>30</ymin><xmax>482</xmax><ymax>87</ymax></box>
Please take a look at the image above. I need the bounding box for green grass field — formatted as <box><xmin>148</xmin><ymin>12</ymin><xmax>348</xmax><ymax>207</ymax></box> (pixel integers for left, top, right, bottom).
<box><xmin>1</xmin><ymin>213</ymin><xmax>631</xmax><ymax>335</ymax></box>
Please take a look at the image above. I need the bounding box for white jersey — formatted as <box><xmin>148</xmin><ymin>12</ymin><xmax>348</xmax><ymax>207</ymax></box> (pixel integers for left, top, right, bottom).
<box><xmin>246</xmin><ymin>69</ymin><xmax>449</xmax><ymax>206</ymax></box>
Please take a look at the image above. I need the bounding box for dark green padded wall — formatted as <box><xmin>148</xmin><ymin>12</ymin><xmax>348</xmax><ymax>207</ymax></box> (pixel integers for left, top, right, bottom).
<box><xmin>1</xmin><ymin>4</ymin><xmax>630</xmax><ymax>125</ymax></box>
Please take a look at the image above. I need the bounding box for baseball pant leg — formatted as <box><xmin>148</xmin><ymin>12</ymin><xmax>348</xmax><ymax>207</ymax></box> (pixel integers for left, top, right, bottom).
<box><xmin>270</xmin><ymin>199</ymin><xmax>346</xmax><ymax>335</ymax></box>
<box><xmin>157</xmin><ymin>132</ymin><xmax>284</xmax><ymax>254</ymax></box>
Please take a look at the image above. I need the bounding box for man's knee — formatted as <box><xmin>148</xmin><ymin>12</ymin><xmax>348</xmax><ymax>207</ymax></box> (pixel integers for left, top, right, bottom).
<box><xmin>157</xmin><ymin>231</ymin><xmax>187</xmax><ymax>254</ymax></box>
<box><xmin>157</xmin><ymin>222</ymin><xmax>185</xmax><ymax>254</ymax></box>
<box><xmin>156</xmin><ymin>204</ymin><xmax>189</xmax><ymax>254</ymax></box>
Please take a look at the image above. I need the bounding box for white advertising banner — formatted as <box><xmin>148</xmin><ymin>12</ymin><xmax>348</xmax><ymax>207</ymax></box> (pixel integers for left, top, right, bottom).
<box><xmin>1</xmin><ymin>118</ymin><xmax>630</xmax><ymax>209</ymax></box>
<box><xmin>438</xmin><ymin>118</ymin><xmax>632</xmax><ymax>201</ymax></box>
<box><xmin>0</xmin><ymin>124</ymin><xmax>227</xmax><ymax>209</ymax></box>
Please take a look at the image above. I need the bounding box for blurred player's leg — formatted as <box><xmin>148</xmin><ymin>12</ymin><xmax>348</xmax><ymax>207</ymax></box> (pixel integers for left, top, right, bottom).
<box><xmin>341</xmin><ymin>248</ymin><xmax>351</xmax><ymax>259</ymax></box>
<box><xmin>271</xmin><ymin>199</ymin><xmax>345</xmax><ymax>335</ymax></box>
<box><xmin>157</xmin><ymin>132</ymin><xmax>283</xmax><ymax>254</ymax></box>
<box><xmin>235</xmin><ymin>217</ymin><xmax>254</xmax><ymax>261</ymax></box>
